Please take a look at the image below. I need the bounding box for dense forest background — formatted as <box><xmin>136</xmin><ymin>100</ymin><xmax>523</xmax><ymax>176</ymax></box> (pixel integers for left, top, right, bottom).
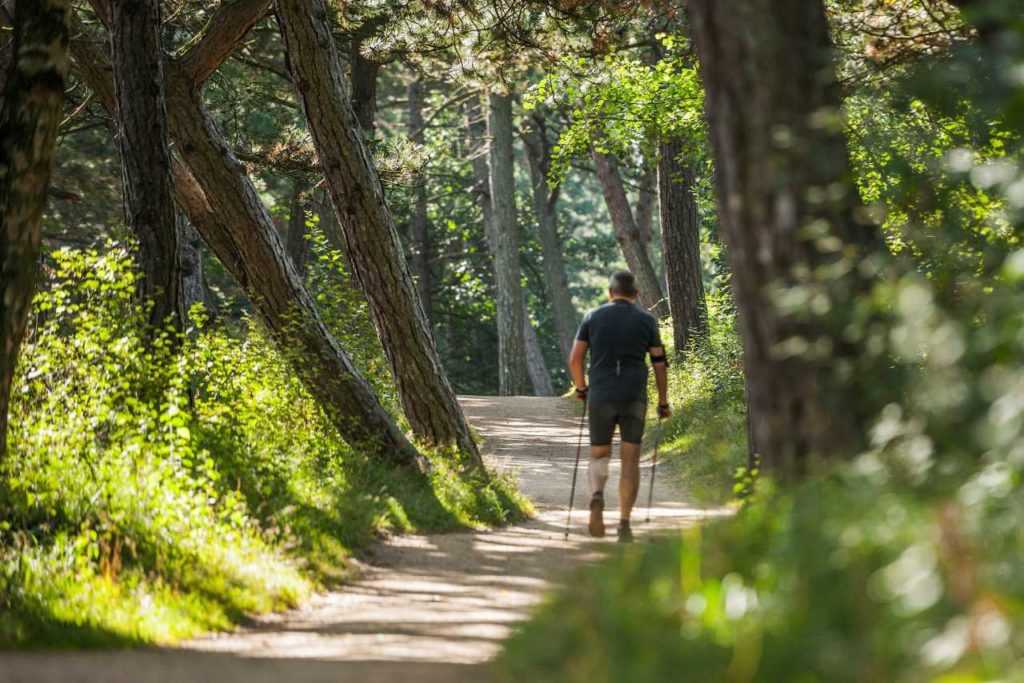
<box><xmin>47</xmin><ymin>0</ymin><xmax>676</xmax><ymax>396</ymax></box>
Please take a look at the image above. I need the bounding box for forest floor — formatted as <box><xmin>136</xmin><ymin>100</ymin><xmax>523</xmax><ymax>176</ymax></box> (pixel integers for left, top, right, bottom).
<box><xmin>0</xmin><ymin>396</ymin><xmax>723</xmax><ymax>683</ymax></box>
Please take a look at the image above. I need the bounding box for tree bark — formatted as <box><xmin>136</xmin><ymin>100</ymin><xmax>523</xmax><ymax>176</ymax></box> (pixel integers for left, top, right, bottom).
<box><xmin>274</xmin><ymin>0</ymin><xmax>481</xmax><ymax>464</ymax></box>
<box><xmin>487</xmin><ymin>92</ymin><xmax>530</xmax><ymax>396</ymax></box>
<box><xmin>407</xmin><ymin>75</ymin><xmax>431</xmax><ymax>321</ymax></box>
<box><xmin>474</xmin><ymin>102</ymin><xmax>551</xmax><ymax>396</ymax></box>
<box><xmin>164</xmin><ymin>75</ymin><xmax>427</xmax><ymax>470</ymax></box>
<box><xmin>0</xmin><ymin>0</ymin><xmax>71</xmax><ymax>457</ymax></box>
<box><xmin>110</xmin><ymin>0</ymin><xmax>182</xmax><ymax>335</ymax></box>
<box><xmin>285</xmin><ymin>180</ymin><xmax>309</xmax><ymax>277</ymax></box>
<box><xmin>658</xmin><ymin>137</ymin><xmax>707</xmax><ymax>354</ymax></box>
<box><xmin>635</xmin><ymin>163</ymin><xmax>658</xmax><ymax>256</ymax></box>
<box><xmin>70</xmin><ymin>4</ymin><xmax>427</xmax><ymax>470</ymax></box>
<box><xmin>0</xmin><ymin>4</ymin><xmax>14</xmax><ymax>95</ymax></box>
<box><xmin>350</xmin><ymin>55</ymin><xmax>378</xmax><ymax>135</ymax></box>
<box><xmin>521</xmin><ymin>297</ymin><xmax>554</xmax><ymax>396</ymax></box>
<box><xmin>592</xmin><ymin>148</ymin><xmax>669</xmax><ymax>318</ymax></box>
<box><xmin>520</xmin><ymin>114</ymin><xmax>577</xmax><ymax>363</ymax></box>
<box><xmin>175</xmin><ymin>0</ymin><xmax>270</xmax><ymax>85</ymax></box>
<box><xmin>347</xmin><ymin>18</ymin><xmax>382</xmax><ymax>136</ymax></box>
<box><xmin>688</xmin><ymin>0</ymin><xmax>884</xmax><ymax>476</ymax></box>
<box><xmin>177</xmin><ymin>213</ymin><xmax>210</xmax><ymax>327</ymax></box>
<box><xmin>466</xmin><ymin>95</ymin><xmax>492</xmax><ymax>232</ymax></box>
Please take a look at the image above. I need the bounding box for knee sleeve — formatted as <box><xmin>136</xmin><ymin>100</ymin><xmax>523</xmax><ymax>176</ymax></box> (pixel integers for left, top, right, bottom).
<box><xmin>589</xmin><ymin>455</ymin><xmax>610</xmax><ymax>494</ymax></box>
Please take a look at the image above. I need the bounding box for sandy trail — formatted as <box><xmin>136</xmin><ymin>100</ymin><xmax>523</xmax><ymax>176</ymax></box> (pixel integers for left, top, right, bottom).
<box><xmin>0</xmin><ymin>396</ymin><xmax>720</xmax><ymax>683</ymax></box>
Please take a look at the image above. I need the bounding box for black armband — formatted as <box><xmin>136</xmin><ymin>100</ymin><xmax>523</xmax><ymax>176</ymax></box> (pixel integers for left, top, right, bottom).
<box><xmin>650</xmin><ymin>353</ymin><xmax>668</xmax><ymax>366</ymax></box>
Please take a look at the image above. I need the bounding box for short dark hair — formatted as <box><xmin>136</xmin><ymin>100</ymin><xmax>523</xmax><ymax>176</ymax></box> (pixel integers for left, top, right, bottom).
<box><xmin>608</xmin><ymin>270</ymin><xmax>638</xmax><ymax>297</ymax></box>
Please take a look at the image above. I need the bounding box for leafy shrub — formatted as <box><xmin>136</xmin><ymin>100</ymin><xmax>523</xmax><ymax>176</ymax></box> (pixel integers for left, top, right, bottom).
<box><xmin>0</xmin><ymin>244</ymin><xmax>526</xmax><ymax>647</ymax></box>
<box><xmin>499</xmin><ymin>461</ymin><xmax>1024</xmax><ymax>683</ymax></box>
<box><xmin>650</xmin><ymin>294</ymin><xmax>747</xmax><ymax>504</ymax></box>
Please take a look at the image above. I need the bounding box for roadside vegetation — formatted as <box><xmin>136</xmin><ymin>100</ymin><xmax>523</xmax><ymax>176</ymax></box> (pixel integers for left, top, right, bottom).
<box><xmin>0</xmin><ymin>245</ymin><xmax>527</xmax><ymax>647</ymax></box>
<box><xmin>499</xmin><ymin>3</ymin><xmax>1024</xmax><ymax>681</ymax></box>
<box><xmin>652</xmin><ymin>297</ymin><xmax>747</xmax><ymax>505</ymax></box>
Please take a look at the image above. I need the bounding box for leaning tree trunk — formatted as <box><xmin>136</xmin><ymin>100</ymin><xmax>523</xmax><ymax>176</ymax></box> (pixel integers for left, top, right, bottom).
<box><xmin>407</xmin><ymin>75</ymin><xmax>431</xmax><ymax>321</ymax></box>
<box><xmin>635</xmin><ymin>163</ymin><xmax>658</xmax><ymax>257</ymax></box>
<box><xmin>0</xmin><ymin>0</ymin><xmax>71</xmax><ymax>458</ymax></box>
<box><xmin>521</xmin><ymin>114</ymin><xmax>577</xmax><ymax>362</ymax></box>
<box><xmin>592</xmin><ymin>149</ymin><xmax>669</xmax><ymax>318</ymax></box>
<box><xmin>472</xmin><ymin>97</ymin><xmax>547</xmax><ymax>395</ymax></box>
<box><xmin>466</xmin><ymin>95</ymin><xmax>500</xmax><ymax>391</ymax></box>
<box><xmin>164</xmin><ymin>77</ymin><xmax>426</xmax><ymax>470</ymax></box>
<box><xmin>658</xmin><ymin>137</ymin><xmax>707</xmax><ymax>354</ymax></box>
<box><xmin>177</xmin><ymin>214</ymin><xmax>210</xmax><ymax>327</ymax></box>
<box><xmin>486</xmin><ymin>92</ymin><xmax>530</xmax><ymax>396</ymax></box>
<box><xmin>285</xmin><ymin>180</ymin><xmax>310</xmax><ymax>277</ymax></box>
<box><xmin>688</xmin><ymin>0</ymin><xmax>885</xmax><ymax>477</ymax></box>
<box><xmin>110</xmin><ymin>0</ymin><xmax>182</xmax><ymax>336</ymax></box>
<box><xmin>521</xmin><ymin>298</ymin><xmax>554</xmax><ymax>396</ymax></box>
<box><xmin>274</xmin><ymin>0</ymin><xmax>481</xmax><ymax>464</ymax></box>
<box><xmin>467</xmin><ymin>95</ymin><xmax>493</xmax><ymax>231</ymax></box>
<box><xmin>70</xmin><ymin>2</ymin><xmax>427</xmax><ymax>470</ymax></box>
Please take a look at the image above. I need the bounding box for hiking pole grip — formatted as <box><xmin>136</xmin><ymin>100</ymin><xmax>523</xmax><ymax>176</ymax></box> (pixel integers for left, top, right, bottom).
<box><xmin>565</xmin><ymin>402</ymin><xmax>587</xmax><ymax>539</ymax></box>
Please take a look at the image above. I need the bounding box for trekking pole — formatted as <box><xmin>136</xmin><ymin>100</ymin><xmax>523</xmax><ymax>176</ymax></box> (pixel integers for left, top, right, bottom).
<box><xmin>564</xmin><ymin>402</ymin><xmax>587</xmax><ymax>540</ymax></box>
<box><xmin>645</xmin><ymin>416</ymin><xmax>664</xmax><ymax>524</ymax></box>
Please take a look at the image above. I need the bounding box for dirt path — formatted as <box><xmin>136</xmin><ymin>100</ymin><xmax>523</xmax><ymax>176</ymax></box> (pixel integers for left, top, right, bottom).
<box><xmin>0</xmin><ymin>397</ymin><xmax>719</xmax><ymax>683</ymax></box>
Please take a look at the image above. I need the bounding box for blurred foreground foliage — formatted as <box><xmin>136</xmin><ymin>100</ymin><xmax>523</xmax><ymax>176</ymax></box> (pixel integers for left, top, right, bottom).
<box><xmin>0</xmin><ymin>244</ymin><xmax>527</xmax><ymax>647</ymax></box>
<box><xmin>500</xmin><ymin>4</ymin><xmax>1024</xmax><ymax>681</ymax></box>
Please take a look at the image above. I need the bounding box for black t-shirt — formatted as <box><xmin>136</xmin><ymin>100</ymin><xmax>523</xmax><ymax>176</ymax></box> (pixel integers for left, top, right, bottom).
<box><xmin>576</xmin><ymin>299</ymin><xmax>662</xmax><ymax>404</ymax></box>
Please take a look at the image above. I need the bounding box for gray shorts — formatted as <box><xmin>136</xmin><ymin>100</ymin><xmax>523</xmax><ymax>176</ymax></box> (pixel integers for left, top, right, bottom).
<box><xmin>588</xmin><ymin>401</ymin><xmax>647</xmax><ymax>446</ymax></box>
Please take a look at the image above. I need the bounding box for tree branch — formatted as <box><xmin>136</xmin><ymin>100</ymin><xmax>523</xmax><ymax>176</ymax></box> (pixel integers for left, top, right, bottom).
<box><xmin>175</xmin><ymin>0</ymin><xmax>271</xmax><ymax>86</ymax></box>
<box><xmin>68</xmin><ymin>13</ymin><xmax>115</xmax><ymax>115</ymax></box>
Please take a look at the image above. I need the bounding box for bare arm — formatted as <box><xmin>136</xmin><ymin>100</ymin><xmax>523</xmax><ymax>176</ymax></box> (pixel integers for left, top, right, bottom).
<box><xmin>569</xmin><ymin>340</ymin><xmax>589</xmax><ymax>391</ymax></box>
<box><xmin>649</xmin><ymin>345</ymin><xmax>669</xmax><ymax>411</ymax></box>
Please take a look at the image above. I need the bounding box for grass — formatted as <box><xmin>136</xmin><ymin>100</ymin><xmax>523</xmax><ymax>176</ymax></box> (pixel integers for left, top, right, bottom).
<box><xmin>0</xmin><ymin>245</ymin><xmax>529</xmax><ymax>648</ymax></box>
<box><xmin>648</xmin><ymin>299</ymin><xmax>748</xmax><ymax>504</ymax></box>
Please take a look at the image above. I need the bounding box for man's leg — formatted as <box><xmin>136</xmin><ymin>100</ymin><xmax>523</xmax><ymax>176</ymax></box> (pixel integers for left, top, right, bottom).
<box><xmin>589</xmin><ymin>444</ymin><xmax>612</xmax><ymax>496</ymax></box>
<box><xmin>616</xmin><ymin>402</ymin><xmax>647</xmax><ymax>542</ymax></box>
<box><xmin>588</xmin><ymin>444</ymin><xmax>611</xmax><ymax>537</ymax></box>
<box><xmin>586</xmin><ymin>402</ymin><xmax>615</xmax><ymax>538</ymax></box>
<box><xmin>618</xmin><ymin>441</ymin><xmax>641</xmax><ymax>522</ymax></box>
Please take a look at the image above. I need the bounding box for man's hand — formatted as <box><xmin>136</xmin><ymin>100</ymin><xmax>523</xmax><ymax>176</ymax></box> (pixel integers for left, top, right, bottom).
<box><xmin>657</xmin><ymin>402</ymin><xmax>671</xmax><ymax>419</ymax></box>
<box><xmin>569</xmin><ymin>340</ymin><xmax>589</xmax><ymax>400</ymax></box>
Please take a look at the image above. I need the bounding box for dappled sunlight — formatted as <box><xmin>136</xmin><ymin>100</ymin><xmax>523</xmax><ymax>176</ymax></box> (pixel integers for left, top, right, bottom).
<box><xmin>459</xmin><ymin>396</ymin><xmax>706</xmax><ymax>514</ymax></box>
<box><xmin>172</xmin><ymin>397</ymin><xmax>723</xmax><ymax>668</ymax></box>
<box><xmin>1</xmin><ymin>390</ymin><xmax>725</xmax><ymax>681</ymax></box>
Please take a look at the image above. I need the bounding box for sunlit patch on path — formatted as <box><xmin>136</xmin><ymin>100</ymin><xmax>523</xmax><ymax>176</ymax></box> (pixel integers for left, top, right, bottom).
<box><xmin>0</xmin><ymin>396</ymin><xmax>726</xmax><ymax>683</ymax></box>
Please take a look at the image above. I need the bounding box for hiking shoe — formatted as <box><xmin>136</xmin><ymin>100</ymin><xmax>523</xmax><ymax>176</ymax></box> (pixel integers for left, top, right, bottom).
<box><xmin>588</xmin><ymin>493</ymin><xmax>605</xmax><ymax>538</ymax></box>
<box><xmin>617</xmin><ymin>520</ymin><xmax>634</xmax><ymax>544</ymax></box>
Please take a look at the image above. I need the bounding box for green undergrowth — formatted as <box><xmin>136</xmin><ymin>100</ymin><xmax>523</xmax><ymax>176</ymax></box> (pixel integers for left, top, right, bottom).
<box><xmin>501</xmin><ymin>285</ymin><xmax>1024</xmax><ymax>681</ymax></box>
<box><xmin>499</xmin><ymin>464</ymin><xmax>1024</xmax><ymax>683</ymax></box>
<box><xmin>648</xmin><ymin>296</ymin><xmax>748</xmax><ymax>505</ymax></box>
<box><xmin>0</xmin><ymin>245</ymin><xmax>527</xmax><ymax>648</ymax></box>
<box><xmin>502</xmin><ymin>257</ymin><xmax>1024</xmax><ymax>680</ymax></box>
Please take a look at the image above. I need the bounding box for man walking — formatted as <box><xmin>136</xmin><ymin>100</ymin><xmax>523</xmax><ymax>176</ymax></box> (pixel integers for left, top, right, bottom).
<box><xmin>569</xmin><ymin>270</ymin><xmax>670</xmax><ymax>542</ymax></box>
